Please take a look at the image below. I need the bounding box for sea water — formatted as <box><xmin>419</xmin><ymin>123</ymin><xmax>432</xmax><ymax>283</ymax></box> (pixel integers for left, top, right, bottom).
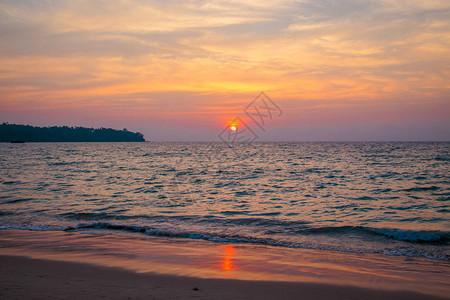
<box><xmin>0</xmin><ymin>142</ymin><xmax>448</xmax><ymax>260</ymax></box>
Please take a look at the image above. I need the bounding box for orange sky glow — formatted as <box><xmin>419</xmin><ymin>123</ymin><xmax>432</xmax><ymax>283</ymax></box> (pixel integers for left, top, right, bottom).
<box><xmin>0</xmin><ymin>0</ymin><xmax>449</xmax><ymax>141</ymax></box>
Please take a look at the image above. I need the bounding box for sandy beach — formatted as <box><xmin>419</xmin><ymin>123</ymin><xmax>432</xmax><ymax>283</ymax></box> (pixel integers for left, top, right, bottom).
<box><xmin>1</xmin><ymin>229</ymin><xmax>449</xmax><ymax>299</ymax></box>
<box><xmin>2</xmin><ymin>255</ymin><xmax>448</xmax><ymax>300</ymax></box>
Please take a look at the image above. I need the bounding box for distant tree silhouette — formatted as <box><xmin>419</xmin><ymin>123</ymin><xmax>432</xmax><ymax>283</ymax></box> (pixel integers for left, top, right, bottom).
<box><xmin>0</xmin><ymin>123</ymin><xmax>145</xmax><ymax>142</ymax></box>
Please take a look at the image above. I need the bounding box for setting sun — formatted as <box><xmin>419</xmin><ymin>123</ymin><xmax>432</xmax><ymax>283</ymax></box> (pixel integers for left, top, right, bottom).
<box><xmin>228</xmin><ymin>120</ymin><xmax>238</xmax><ymax>132</ymax></box>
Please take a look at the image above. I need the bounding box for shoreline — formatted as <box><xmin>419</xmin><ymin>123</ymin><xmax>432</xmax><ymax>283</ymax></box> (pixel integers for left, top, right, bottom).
<box><xmin>1</xmin><ymin>255</ymin><xmax>446</xmax><ymax>300</ymax></box>
<box><xmin>1</xmin><ymin>229</ymin><xmax>449</xmax><ymax>299</ymax></box>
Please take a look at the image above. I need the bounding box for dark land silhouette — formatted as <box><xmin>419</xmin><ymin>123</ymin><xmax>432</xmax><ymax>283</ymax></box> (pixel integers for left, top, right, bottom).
<box><xmin>0</xmin><ymin>123</ymin><xmax>145</xmax><ymax>142</ymax></box>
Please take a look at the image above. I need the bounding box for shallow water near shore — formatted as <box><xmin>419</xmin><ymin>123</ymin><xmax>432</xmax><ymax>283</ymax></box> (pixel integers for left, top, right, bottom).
<box><xmin>0</xmin><ymin>142</ymin><xmax>449</xmax><ymax>261</ymax></box>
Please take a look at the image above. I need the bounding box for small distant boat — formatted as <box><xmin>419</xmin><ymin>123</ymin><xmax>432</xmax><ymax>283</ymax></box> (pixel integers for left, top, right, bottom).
<box><xmin>10</xmin><ymin>140</ymin><xmax>25</xmax><ymax>143</ymax></box>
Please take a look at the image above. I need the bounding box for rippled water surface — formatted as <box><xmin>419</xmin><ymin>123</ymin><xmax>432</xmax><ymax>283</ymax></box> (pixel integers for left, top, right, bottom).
<box><xmin>0</xmin><ymin>142</ymin><xmax>449</xmax><ymax>260</ymax></box>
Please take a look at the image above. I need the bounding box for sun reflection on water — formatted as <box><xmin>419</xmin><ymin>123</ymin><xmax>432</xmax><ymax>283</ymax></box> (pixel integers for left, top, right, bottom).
<box><xmin>222</xmin><ymin>245</ymin><xmax>236</xmax><ymax>271</ymax></box>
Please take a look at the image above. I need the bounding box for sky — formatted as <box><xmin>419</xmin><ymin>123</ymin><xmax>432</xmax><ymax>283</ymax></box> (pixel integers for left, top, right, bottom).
<box><xmin>0</xmin><ymin>0</ymin><xmax>449</xmax><ymax>141</ymax></box>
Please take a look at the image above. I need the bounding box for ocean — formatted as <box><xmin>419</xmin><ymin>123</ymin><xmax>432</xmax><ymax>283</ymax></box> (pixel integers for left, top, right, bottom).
<box><xmin>0</xmin><ymin>142</ymin><xmax>449</xmax><ymax>261</ymax></box>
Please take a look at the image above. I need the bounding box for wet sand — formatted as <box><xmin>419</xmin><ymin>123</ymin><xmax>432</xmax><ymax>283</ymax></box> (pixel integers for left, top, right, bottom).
<box><xmin>0</xmin><ymin>229</ymin><xmax>449</xmax><ymax>299</ymax></box>
<box><xmin>2</xmin><ymin>255</ymin><xmax>447</xmax><ymax>300</ymax></box>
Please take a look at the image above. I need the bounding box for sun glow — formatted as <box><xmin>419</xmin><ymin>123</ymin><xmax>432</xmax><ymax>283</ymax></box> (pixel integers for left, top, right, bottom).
<box><xmin>228</xmin><ymin>120</ymin><xmax>238</xmax><ymax>132</ymax></box>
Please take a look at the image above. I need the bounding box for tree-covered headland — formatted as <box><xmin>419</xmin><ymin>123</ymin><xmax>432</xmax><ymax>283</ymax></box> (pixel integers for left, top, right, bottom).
<box><xmin>0</xmin><ymin>123</ymin><xmax>145</xmax><ymax>142</ymax></box>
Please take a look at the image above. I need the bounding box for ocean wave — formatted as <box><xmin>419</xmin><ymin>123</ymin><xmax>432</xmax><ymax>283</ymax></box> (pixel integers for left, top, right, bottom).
<box><xmin>0</xmin><ymin>197</ymin><xmax>34</xmax><ymax>205</ymax></box>
<box><xmin>367</xmin><ymin>228</ymin><xmax>449</xmax><ymax>243</ymax></box>
<box><xmin>1</xmin><ymin>222</ymin><xmax>448</xmax><ymax>260</ymax></box>
<box><xmin>298</xmin><ymin>226</ymin><xmax>449</xmax><ymax>243</ymax></box>
<box><xmin>2</xmin><ymin>181</ymin><xmax>20</xmax><ymax>185</ymax></box>
<box><xmin>0</xmin><ymin>211</ymin><xmax>15</xmax><ymax>216</ymax></box>
<box><xmin>60</xmin><ymin>212</ymin><xmax>313</xmax><ymax>227</ymax></box>
<box><xmin>59</xmin><ymin>211</ymin><xmax>450</xmax><ymax>245</ymax></box>
<box><xmin>403</xmin><ymin>186</ymin><xmax>441</xmax><ymax>192</ymax></box>
<box><xmin>59</xmin><ymin>222</ymin><xmax>449</xmax><ymax>261</ymax></box>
